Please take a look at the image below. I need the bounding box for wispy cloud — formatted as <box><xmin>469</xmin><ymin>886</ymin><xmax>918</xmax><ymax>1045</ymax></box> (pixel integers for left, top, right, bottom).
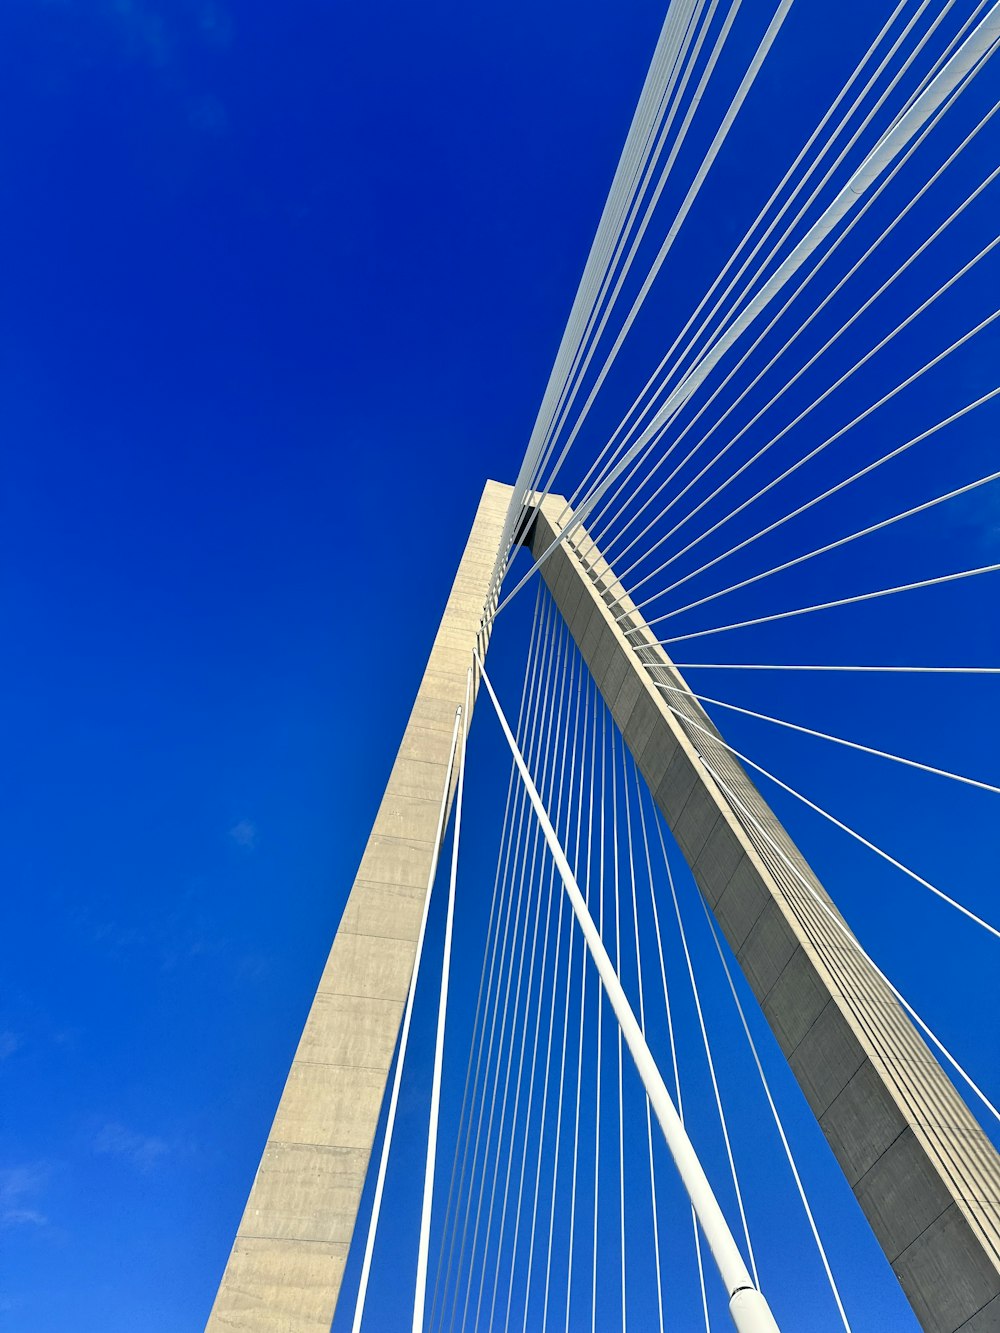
<box><xmin>2</xmin><ymin>1208</ymin><xmax>46</xmax><ymax>1227</ymax></box>
<box><xmin>100</xmin><ymin>0</ymin><xmax>233</xmax><ymax>67</ymax></box>
<box><xmin>0</xmin><ymin>1164</ymin><xmax>49</xmax><ymax>1230</ymax></box>
<box><xmin>0</xmin><ymin>1031</ymin><xmax>22</xmax><ymax>1061</ymax></box>
<box><xmin>92</xmin><ymin>1122</ymin><xmax>168</xmax><ymax>1172</ymax></box>
<box><xmin>228</xmin><ymin>818</ymin><xmax>257</xmax><ymax>850</ymax></box>
<box><xmin>73</xmin><ymin>894</ymin><xmax>271</xmax><ymax>986</ymax></box>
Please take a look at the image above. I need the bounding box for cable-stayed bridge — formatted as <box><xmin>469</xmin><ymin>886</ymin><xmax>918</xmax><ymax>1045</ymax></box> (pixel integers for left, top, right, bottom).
<box><xmin>205</xmin><ymin>3</ymin><xmax>1000</xmax><ymax>1330</ymax></box>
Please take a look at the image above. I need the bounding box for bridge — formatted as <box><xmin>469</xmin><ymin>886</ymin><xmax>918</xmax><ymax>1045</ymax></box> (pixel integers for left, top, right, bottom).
<box><xmin>204</xmin><ymin>4</ymin><xmax>1000</xmax><ymax>1330</ymax></box>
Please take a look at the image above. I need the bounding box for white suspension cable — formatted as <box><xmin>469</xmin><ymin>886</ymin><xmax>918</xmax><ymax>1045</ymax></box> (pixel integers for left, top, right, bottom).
<box><xmin>350</xmin><ymin>704</ymin><xmax>464</xmax><ymax>1333</ymax></box>
<box><xmin>458</xmin><ymin>598</ymin><xmax>564</xmax><ymax>1333</ymax></box>
<box><xmin>557</xmin><ymin>0</ymin><xmax>958</xmax><ymax>560</ymax></box>
<box><xmin>586</xmin><ymin>0</ymin><xmax>959</xmax><ymax>551</ymax></box>
<box><xmin>610</xmin><ymin>726</ymin><xmax>628</xmax><ymax>1331</ymax></box>
<box><xmin>651</xmin><ymin>677</ymin><xmax>1000</xmax><ymax>796</ymax></box>
<box><xmin>590</xmin><ymin>701</ymin><xmax>607</xmax><ymax>1333</ymax></box>
<box><xmin>477</xmin><ymin>618</ymin><xmax>573</xmax><ymax>1333</ymax></box>
<box><xmin>621</xmin><ymin>737</ymin><xmax>667</xmax><ymax>1333</ymax></box>
<box><xmin>696</xmin><ymin>754</ymin><xmax>1000</xmax><ymax>1127</ymax></box>
<box><xmin>548</xmin><ymin>0</ymin><xmax>795</xmax><ymax>523</ymax></box>
<box><xmin>495</xmin><ymin>1</ymin><xmax>1000</xmax><ymax>616</ymax></box>
<box><xmin>583</xmin><ymin>0</ymin><xmax>921</xmax><ymax>552</ymax></box>
<box><xmin>895</xmin><ymin>0</ymin><xmax>993</xmax><ymax>121</ymax></box>
<box><xmin>495</xmin><ymin>0</ymin><xmax>710</xmax><ymax>573</ymax></box>
<box><xmin>563</xmin><ymin>674</ymin><xmax>599</xmax><ymax>1333</ymax></box>
<box><xmin>696</xmin><ymin>898</ymin><xmax>853</xmax><ymax>1332</ymax></box>
<box><xmin>540</xmin><ymin>0</ymin><xmax>749</xmax><ymax>515</ymax></box>
<box><xmin>636</xmin><ymin>562</ymin><xmax>1000</xmax><ymax>645</ymax></box>
<box><xmin>658</xmin><ymin>700</ymin><xmax>1000</xmax><ymax>940</ymax></box>
<box><xmin>539</xmin><ymin>660</ymin><xmax>592</xmax><ymax>1333</ymax></box>
<box><xmin>443</xmin><ymin>596</ymin><xmax>551</xmax><ymax>1333</ymax></box>
<box><xmin>657</xmin><ymin>816</ymin><xmax>761</xmax><ymax>1288</ymax></box>
<box><xmin>645</xmin><ymin>469</ymin><xmax>1000</xmax><ymax>630</ymax></box>
<box><xmin>493</xmin><ymin>655</ymin><xmax>573</xmax><ymax>1323</ymax></box>
<box><xmin>625</xmin><ymin>385</ymin><xmax>1000</xmax><ymax>615</ymax></box>
<box><xmin>588</xmin><ymin>66</ymin><xmax>995</xmax><ymax>568</ymax></box>
<box><xmin>618</xmin><ymin>252</ymin><xmax>1000</xmax><ymax>605</ymax></box>
<box><xmin>632</xmin><ymin>757</ymin><xmax>713</xmax><ymax>1332</ymax></box>
<box><xmin>670</xmin><ymin>663</ymin><xmax>1000</xmax><ymax>674</ymax></box>
<box><xmin>413</xmin><ymin>669</ymin><xmax>472</xmax><ymax>1333</ymax></box>
<box><xmin>475</xmin><ymin>651</ymin><xmax>782</xmax><ymax>1333</ymax></box>
<box><xmin>639</xmin><ymin>0</ymin><xmax>959</xmax><ymax>414</ymax></box>
<box><xmin>524</xmin><ymin>0</ymin><xmax>715</xmax><ymax>516</ymax></box>
<box><xmin>501</xmin><ymin>648</ymin><xmax>582</xmax><ymax>1333</ymax></box>
<box><xmin>432</xmin><ymin>586</ymin><xmax>547</xmax><ymax>1331</ymax></box>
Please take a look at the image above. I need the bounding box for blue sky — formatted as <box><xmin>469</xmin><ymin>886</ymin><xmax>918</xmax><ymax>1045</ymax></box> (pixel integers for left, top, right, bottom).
<box><xmin>1</xmin><ymin>2</ymin><xmax>997</xmax><ymax>1330</ymax></box>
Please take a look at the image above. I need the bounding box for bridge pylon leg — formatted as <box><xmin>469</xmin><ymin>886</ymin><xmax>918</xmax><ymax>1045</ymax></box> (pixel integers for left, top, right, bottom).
<box><xmin>526</xmin><ymin>491</ymin><xmax>1000</xmax><ymax>1333</ymax></box>
<box><xmin>205</xmin><ymin>481</ymin><xmax>513</xmax><ymax>1333</ymax></box>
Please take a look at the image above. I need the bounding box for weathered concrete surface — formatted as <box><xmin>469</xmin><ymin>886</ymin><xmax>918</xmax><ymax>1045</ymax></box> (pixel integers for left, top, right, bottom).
<box><xmin>206</xmin><ymin>480</ymin><xmax>512</xmax><ymax>1333</ymax></box>
<box><xmin>527</xmin><ymin>493</ymin><xmax>1000</xmax><ymax>1333</ymax></box>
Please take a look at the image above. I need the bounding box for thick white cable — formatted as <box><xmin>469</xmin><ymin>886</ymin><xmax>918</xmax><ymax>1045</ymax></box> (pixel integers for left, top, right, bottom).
<box><xmin>413</xmin><ymin>669</ymin><xmax>472</xmax><ymax>1333</ymax></box>
<box><xmin>652</xmin><ymin>677</ymin><xmax>1000</xmax><ymax>796</ymax></box>
<box><xmin>698</xmin><ymin>898</ymin><xmax>853</xmax><ymax>1332</ymax></box>
<box><xmin>697</xmin><ymin>754</ymin><xmax>1000</xmax><ymax>1127</ymax></box>
<box><xmin>660</xmin><ymin>701</ymin><xmax>1000</xmax><ymax>940</ymax></box>
<box><xmin>658</xmin><ymin>819</ymin><xmax>761</xmax><ymax>1288</ymax></box>
<box><xmin>621</xmin><ymin>737</ymin><xmax>666</xmax><ymax>1333</ymax></box>
<box><xmin>638</xmin><ymin>562</ymin><xmax>1000</xmax><ymax>645</ymax></box>
<box><xmin>627</xmin><ymin>386</ymin><xmax>1000</xmax><ymax>613</ymax></box>
<box><xmin>894</xmin><ymin>0</ymin><xmax>992</xmax><ymax>122</ymax></box>
<box><xmin>496</xmin><ymin>2</ymin><xmax>1000</xmax><ymax>616</ymax></box>
<box><xmin>350</xmin><ymin>705</ymin><xmax>463</xmax><ymax>1333</ymax></box>
<box><xmin>632</xmin><ymin>758</ymin><xmax>713</xmax><ymax>1330</ymax></box>
<box><xmin>475</xmin><ymin>653</ymin><xmax>781</xmax><ymax>1331</ymax></box>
